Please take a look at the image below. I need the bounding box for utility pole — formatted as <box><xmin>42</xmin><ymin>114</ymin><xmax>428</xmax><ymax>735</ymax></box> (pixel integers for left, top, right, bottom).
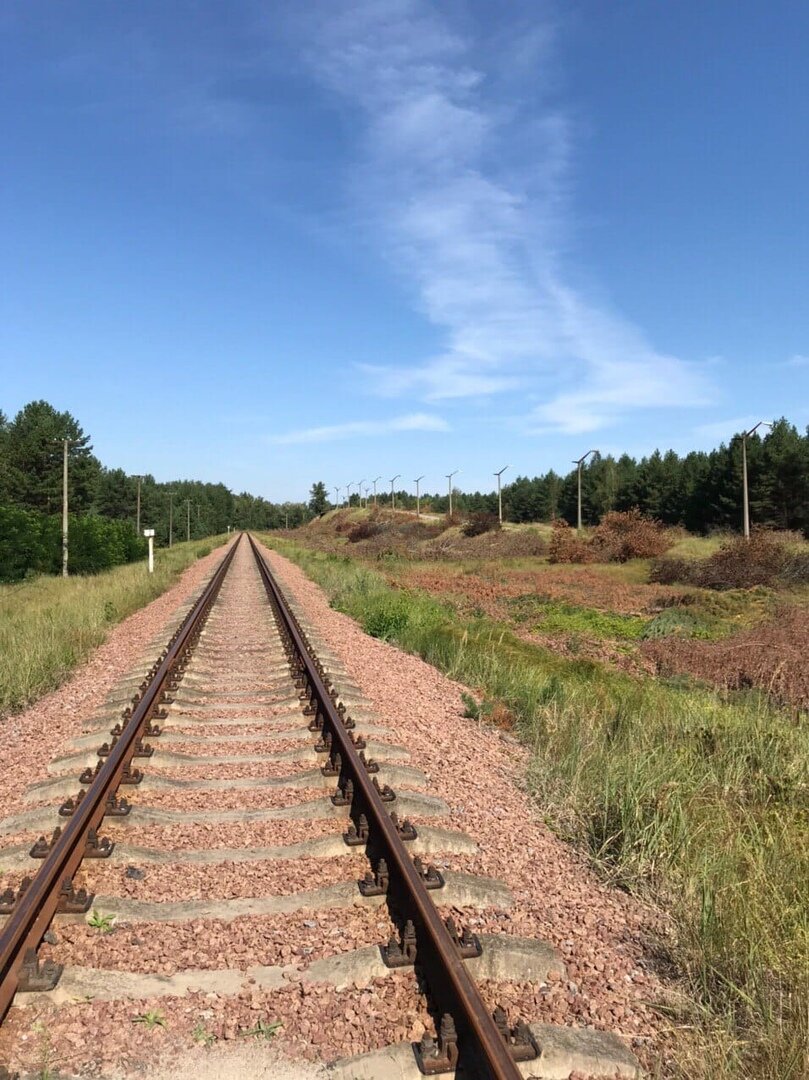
<box><xmin>61</xmin><ymin>438</ymin><xmax>69</xmax><ymax>577</ymax></box>
<box><xmin>494</xmin><ymin>465</ymin><xmax>509</xmax><ymax>525</ymax></box>
<box><xmin>134</xmin><ymin>476</ymin><xmax>142</xmax><ymax>536</ymax></box>
<box><xmin>186</xmin><ymin>498</ymin><xmax>191</xmax><ymax>542</ymax></box>
<box><xmin>51</xmin><ymin>437</ymin><xmax>80</xmax><ymax>578</ymax></box>
<box><xmin>168</xmin><ymin>491</ymin><xmax>176</xmax><ymax>547</ymax></box>
<box><xmin>572</xmin><ymin>451</ymin><xmax>597</xmax><ymax>534</ymax></box>
<box><xmin>742</xmin><ymin>421</ymin><xmax>773</xmax><ymax>538</ymax></box>
<box><xmin>390</xmin><ymin>475</ymin><xmax>400</xmax><ymax>510</ymax></box>
<box><xmin>372</xmin><ymin>476</ymin><xmax>382</xmax><ymax>507</ymax></box>
<box><xmin>414</xmin><ymin>475</ymin><xmax>425</xmax><ymax>517</ymax></box>
<box><xmin>445</xmin><ymin>469</ymin><xmax>459</xmax><ymax>518</ymax></box>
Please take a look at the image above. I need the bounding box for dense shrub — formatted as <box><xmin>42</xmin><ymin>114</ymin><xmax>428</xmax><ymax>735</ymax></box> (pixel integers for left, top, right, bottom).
<box><xmin>461</xmin><ymin>511</ymin><xmax>501</xmax><ymax>537</ymax></box>
<box><xmin>0</xmin><ymin>506</ymin><xmax>51</xmax><ymax>581</ymax></box>
<box><xmin>347</xmin><ymin>519</ymin><xmax>383</xmax><ymax>542</ymax></box>
<box><xmin>0</xmin><ymin>505</ymin><xmax>147</xmax><ymax>581</ymax></box>
<box><xmin>648</xmin><ymin>558</ymin><xmax>691</xmax><ymax>586</ymax></box>
<box><xmin>590</xmin><ymin>509</ymin><xmax>671</xmax><ymax>562</ymax></box>
<box><xmin>549</xmin><ymin>510</ymin><xmax>671</xmax><ymax>564</ymax></box>
<box><xmin>548</xmin><ymin>520</ymin><xmax>595</xmax><ymax>564</ymax></box>
<box><xmin>651</xmin><ymin>531</ymin><xmax>808</xmax><ymax>590</ymax></box>
<box><xmin>779</xmin><ymin>551</ymin><xmax>809</xmax><ymax>585</ymax></box>
<box><xmin>644</xmin><ymin>604</ymin><xmax>809</xmax><ymax>711</ymax></box>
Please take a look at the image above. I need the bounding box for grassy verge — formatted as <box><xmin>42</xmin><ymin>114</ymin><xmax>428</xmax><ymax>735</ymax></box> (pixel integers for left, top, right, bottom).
<box><xmin>261</xmin><ymin>537</ymin><xmax>808</xmax><ymax>1080</ymax></box>
<box><xmin>0</xmin><ymin>536</ymin><xmax>228</xmax><ymax>717</ymax></box>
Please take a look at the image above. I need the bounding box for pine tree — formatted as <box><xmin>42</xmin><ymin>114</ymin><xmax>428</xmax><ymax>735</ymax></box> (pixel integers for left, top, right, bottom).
<box><xmin>308</xmin><ymin>481</ymin><xmax>329</xmax><ymax>516</ymax></box>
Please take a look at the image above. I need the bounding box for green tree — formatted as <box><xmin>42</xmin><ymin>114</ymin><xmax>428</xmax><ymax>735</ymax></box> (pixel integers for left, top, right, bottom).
<box><xmin>308</xmin><ymin>481</ymin><xmax>329</xmax><ymax>516</ymax></box>
<box><xmin>4</xmin><ymin>401</ymin><xmax>100</xmax><ymax>514</ymax></box>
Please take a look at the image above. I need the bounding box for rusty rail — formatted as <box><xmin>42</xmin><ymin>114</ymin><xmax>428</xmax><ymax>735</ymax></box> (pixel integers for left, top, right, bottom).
<box><xmin>0</xmin><ymin>534</ymin><xmax>241</xmax><ymax>1024</ymax></box>
<box><xmin>248</xmin><ymin>535</ymin><xmax>528</xmax><ymax>1079</ymax></box>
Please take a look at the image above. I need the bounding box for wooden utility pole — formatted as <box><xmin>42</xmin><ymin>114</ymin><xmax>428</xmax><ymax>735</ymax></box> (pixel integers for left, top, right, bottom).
<box><xmin>61</xmin><ymin>439</ymin><xmax>69</xmax><ymax>578</ymax></box>
<box><xmin>572</xmin><ymin>450</ymin><xmax>597</xmax><ymax>534</ymax></box>
<box><xmin>742</xmin><ymin>421</ymin><xmax>773</xmax><ymax>538</ymax></box>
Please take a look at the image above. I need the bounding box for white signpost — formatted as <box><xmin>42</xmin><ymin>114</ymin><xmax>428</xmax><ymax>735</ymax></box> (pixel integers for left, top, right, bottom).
<box><xmin>143</xmin><ymin>529</ymin><xmax>155</xmax><ymax>573</ymax></box>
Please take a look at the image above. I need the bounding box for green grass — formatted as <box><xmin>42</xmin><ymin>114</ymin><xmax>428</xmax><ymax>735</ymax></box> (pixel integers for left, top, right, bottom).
<box><xmin>508</xmin><ymin>594</ymin><xmax>648</xmax><ymax>639</ymax></box>
<box><xmin>260</xmin><ymin>536</ymin><xmax>809</xmax><ymax>1080</ymax></box>
<box><xmin>0</xmin><ymin>536</ymin><xmax>227</xmax><ymax>718</ymax></box>
<box><xmin>669</xmin><ymin>533</ymin><xmax>734</xmax><ymax>559</ymax></box>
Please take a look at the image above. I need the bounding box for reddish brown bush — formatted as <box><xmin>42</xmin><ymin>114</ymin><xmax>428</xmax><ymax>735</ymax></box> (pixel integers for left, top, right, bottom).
<box><xmin>549</xmin><ymin>510</ymin><xmax>671</xmax><ymax>565</ymax></box>
<box><xmin>462</xmin><ymin>511</ymin><xmax>501</xmax><ymax>537</ymax></box>
<box><xmin>548</xmin><ymin>520</ymin><xmax>595</xmax><ymax>564</ymax></box>
<box><xmin>651</xmin><ymin>531</ymin><xmax>806</xmax><ymax>590</ymax></box>
<box><xmin>590</xmin><ymin>509</ymin><xmax>672</xmax><ymax>562</ymax></box>
<box><xmin>346</xmin><ymin>519</ymin><xmax>383</xmax><ymax>542</ymax></box>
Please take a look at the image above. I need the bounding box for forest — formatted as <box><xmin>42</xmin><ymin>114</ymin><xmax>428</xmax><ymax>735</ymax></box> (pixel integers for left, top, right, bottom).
<box><xmin>337</xmin><ymin>418</ymin><xmax>809</xmax><ymax>535</ymax></box>
<box><xmin>2</xmin><ymin>401</ymin><xmax>807</xmax><ymax>581</ymax></box>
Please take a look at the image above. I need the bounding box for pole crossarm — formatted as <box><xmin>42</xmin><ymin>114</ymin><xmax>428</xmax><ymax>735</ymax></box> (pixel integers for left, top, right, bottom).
<box><xmin>572</xmin><ymin>451</ymin><xmax>598</xmax><ymax>534</ymax></box>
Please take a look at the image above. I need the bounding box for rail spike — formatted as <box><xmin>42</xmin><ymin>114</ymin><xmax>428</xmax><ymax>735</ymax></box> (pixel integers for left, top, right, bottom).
<box><xmin>492</xmin><ymin>1006</ymin><xmax>539</xmax><ymax>1062</ymax></box>
<box><xmin>0</xmin><ymin>878</ymin><xmax>31</xmax><ymax>915</ymax></box>
<box><xmin>358</xmin><ymin>857</ymin><xmax>389</xmax><ymax>897</ymax></box>
<box><xmin>17</xmin><ymin>949</ymin><xmax>62</xmax><ymax>993</ymax></box>
<box><xmin>416</xmin><ymin>1014</ymin><xmax>459</xmax><ymax>1074</ymax></box>
<box><xmin>381</xmin><ymin>919</ymin><xmax>417</xmax><ymax>968</ymax></box>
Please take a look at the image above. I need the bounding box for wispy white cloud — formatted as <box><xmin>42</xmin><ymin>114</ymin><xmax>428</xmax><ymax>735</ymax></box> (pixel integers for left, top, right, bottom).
<box><xmin>785</xmin><ymin>353</ymin><xmax>809</xmax><ymax>368</ymax></box>
<box><xmin>693</xmin><ymin>416</ymin><xmax>761</xmax><ymax>443</ymax></box>
<box><xmin>270</xmin><ymin>412</ymin><xmax>449</xmax><ymax>445</ymax></box>
<box><xmin>300</xmin><ymin>0</ymin><xmax>711</xmax><ymax>429</ymax></box>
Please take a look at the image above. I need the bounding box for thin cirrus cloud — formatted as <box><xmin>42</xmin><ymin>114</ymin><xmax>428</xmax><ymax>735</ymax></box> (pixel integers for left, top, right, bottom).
<box><xmin>300</xmin><ymin>0</ymin><xmax>712</xmax><ymax>429</ymax></box>
<box><xmin>270</xmin><ymin>412</ymin><xmax>449</xmax><ymax>445</ymax></box>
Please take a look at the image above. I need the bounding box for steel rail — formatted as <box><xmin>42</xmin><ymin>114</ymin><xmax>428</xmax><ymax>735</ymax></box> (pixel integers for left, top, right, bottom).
<box><xmin>248</xmin><ymin>535</ymin><xmax>524</xmax><ymax>1080</ymax></box>
<box><xmin>0</xmin><ymin>534</ymin><xmax>241</xmax><ymax>1023</ymax></box>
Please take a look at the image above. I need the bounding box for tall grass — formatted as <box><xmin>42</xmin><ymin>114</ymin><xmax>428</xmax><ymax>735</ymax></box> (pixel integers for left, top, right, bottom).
<box><xmin>0</xmin><ymin>536</ymin><xmax>227</xmax><ymax>717</ymax></box>
<box><xmin>263</xmin><ymin>538</ymin><xmax>809</xmax><ymax>1080</ymax></box>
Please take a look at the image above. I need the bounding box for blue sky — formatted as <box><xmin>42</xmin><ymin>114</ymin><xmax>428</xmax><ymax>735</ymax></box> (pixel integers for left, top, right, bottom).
<box><xmin>2</xmin><ymin>1</ymin><xmax>807</xmax><ymax>500</ymax></box>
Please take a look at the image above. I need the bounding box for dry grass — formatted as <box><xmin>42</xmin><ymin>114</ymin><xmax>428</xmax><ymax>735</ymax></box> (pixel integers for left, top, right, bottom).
<box><xmin>0</xmin><ymin>536</ymin><xmax>227</xmax><ymax>717</ymax></box>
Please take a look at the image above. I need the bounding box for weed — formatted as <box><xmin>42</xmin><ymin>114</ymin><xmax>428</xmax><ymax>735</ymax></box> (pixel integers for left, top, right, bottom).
<box><xmin>460</xmin><ymin>691</ymin><xmax>493</xmax><ymax>723</ymax></box>
<box><xmin>133</xmin><ymin>1009</ymin><xmax>167</xmax><ymax>1029</ymax></box>
<box><xmin>87</xmin><ymin>910</ymin><xmax>116</xmax><ymax>934</ymax></box>
<box><xmin>32</xmin><ymin>1020</ymin><xmax>56</xmax><ymax>1080</ymax></box>
<box><xmin>192</xmin><ymin>1021</ymin><xmax>217</xmax><ymax>1046</ymax></box>
<box><xmin>239</xmin><ymin>1018</ymin><xmax>282</xmax><ymax>1040</ymax></box>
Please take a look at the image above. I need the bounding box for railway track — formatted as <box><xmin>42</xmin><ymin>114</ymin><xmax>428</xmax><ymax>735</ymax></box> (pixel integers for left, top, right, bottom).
<box><xmin>0</xmin><ymin>535</ymin><xmax>641</xmax><ymax>1079</ymax></box>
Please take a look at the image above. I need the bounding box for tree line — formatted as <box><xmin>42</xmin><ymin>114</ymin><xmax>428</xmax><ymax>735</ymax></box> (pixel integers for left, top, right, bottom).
<box><xmin>308</xmin><ymin>418</ymin><xmax>809</xmax><ymax>536</ymax></box>
<box><xmin>0</xmin><ymin>400</ymin><xmax>309</xmax><ymax>580</ymax></box>
<box><xmin>3</xmin><ymin>402</ymin><xmax>806</xmax><ymax>583</ymax></box>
